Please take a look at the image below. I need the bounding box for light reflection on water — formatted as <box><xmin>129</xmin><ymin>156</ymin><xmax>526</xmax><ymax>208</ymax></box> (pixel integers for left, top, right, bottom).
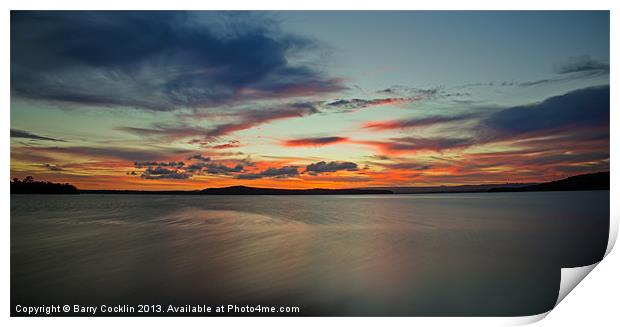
<box><xmin>11</xmin><ymin>192</ymin><xmax>608</xmax><ymax>316</ymax></box>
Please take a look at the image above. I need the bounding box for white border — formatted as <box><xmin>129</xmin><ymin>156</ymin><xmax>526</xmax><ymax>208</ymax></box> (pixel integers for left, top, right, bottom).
<box><xmin>2</xmin><ymin>1</ymin><xmax>618</xmax><ymax>326</ymax></box>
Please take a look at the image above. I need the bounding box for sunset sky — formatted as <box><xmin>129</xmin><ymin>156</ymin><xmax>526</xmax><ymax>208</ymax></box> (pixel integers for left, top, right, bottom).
<box><xmin>10</xmin><ymin>11</ymin><xmax>610</xmax><ymax>190</ymax></box>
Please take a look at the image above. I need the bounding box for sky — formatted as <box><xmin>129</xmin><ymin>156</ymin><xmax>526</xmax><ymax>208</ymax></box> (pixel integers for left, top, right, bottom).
<box><xmin>10</xmin><ymin>11</ymin><xmax>610</xmax><ymax>190</ymax></box>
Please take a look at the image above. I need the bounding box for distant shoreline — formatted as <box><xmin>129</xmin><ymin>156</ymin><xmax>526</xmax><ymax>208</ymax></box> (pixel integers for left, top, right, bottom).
<box><xmin>75</xmin><ymin>189</ymin><xmax>609</xmax><ymax>196</ymax></box>
<box><xmin>11</xmin><ymin>171</ymin><xmax>609</xmax><ymax>195</ymax></box>
<box><xmin>79</xmin><ymin>187</ymin><xmax>393</xmax><ymax>196</ymax></box>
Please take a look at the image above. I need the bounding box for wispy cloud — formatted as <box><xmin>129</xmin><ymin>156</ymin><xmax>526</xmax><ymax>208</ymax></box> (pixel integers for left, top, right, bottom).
<box><xmin>363</xmin><ymin>114</ymin><xmax>477</xmax><ymax>130</ymax></box>
<box><xmin>376</xmin><ymin>86</ymin><xmax>440</xmax><ymax>97</ymax></box>
<box><xmin>363</xmin><ymin>137</ymin><xmax>476</xmax><ymax>155</ymax></box>
<box><xmin>459</xmin><ymin>56</ymin><xmax>609</xmax><ymax>89</ymax></box>
<box><xmin>211</xmin><ymin>140</ymin><xmax>241</xmax><ymax>149</ymax></box>
<box><xmin>11</xmin><ymin>129</ymin><xmax>65</xmax><ymax>142</ymax></box>
<box><xmin>283</xmin><ymin>136</ymin><xmax>349</xmax><ymax>147</ymax></box>
<box><xmin>203</xmin><ymin>104</ymin><xmax>318</xmax><ymax>139</ymax></box>
<box><xmin>116</xmin><ymin>125</ymin><xmax>211</xmax><ymax>141</ymax></box>
<box><xmin>14</xmin><ymin>146</ymin><xmax>191</xmax><ymax>162</ymax></box>
<box><xmin>118</xmin><ymin>103</ymin><xmax>319</xmax><ymax>141</ymax></box>
<box><xmin>323</xmin><ymin>97</ymin><xmax>421</xmax><ymax>112</ymax></box>
<box><xmin>555</xmin><ymin>55</ymin><xmax>609</xmax><ymax>75</ymax></box>
<box><xmin>515</xmin><ymin>56</ymin><xmax>609</xmax><ymax>87</ymax></box>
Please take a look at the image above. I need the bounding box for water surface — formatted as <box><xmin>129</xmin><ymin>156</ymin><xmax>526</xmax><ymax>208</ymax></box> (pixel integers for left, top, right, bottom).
<box><xmin>11</xmin><ymin>191</ymin><xmax>609</xmax><ymax>316</ymax></box>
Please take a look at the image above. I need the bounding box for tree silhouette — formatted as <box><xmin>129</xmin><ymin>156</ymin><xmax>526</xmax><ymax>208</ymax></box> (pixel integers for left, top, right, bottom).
<box><xmin>10</xmin><ymin>176</ymin><xmax>79</xmax><ymax>194</ymax></box>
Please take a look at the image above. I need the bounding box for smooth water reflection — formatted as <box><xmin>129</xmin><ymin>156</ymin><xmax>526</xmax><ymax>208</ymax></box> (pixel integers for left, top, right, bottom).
<box><xmin>11</xmin><ymin>191</ymin><xmax>609</xmax><ymax>316</ymax></box>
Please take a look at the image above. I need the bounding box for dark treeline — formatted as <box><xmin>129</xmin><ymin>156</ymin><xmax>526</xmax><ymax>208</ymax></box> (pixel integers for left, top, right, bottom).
<box><xmin>488</xmin><ymin>171</ymin><xmax>609</xmax><ymax>193</ymax></box>
<box><xmin>11</xmin><ymin>176</ymin><xmax>79</xmax><ymax>194</ymax></box>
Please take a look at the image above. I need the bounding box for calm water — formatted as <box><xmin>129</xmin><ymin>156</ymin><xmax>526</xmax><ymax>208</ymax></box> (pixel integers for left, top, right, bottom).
<box><xmin>11</xmin><ymin>191</ymin><xmax>609</xmax><ymax>316</ymax></box>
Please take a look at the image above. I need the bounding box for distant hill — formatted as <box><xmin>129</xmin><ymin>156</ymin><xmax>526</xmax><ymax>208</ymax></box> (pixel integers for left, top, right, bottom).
<box><xmin>81</xmin><ymin>190</ymin><xmax>199</xmax><ymax>195</ymax></box>
<box><xmin>27</xmin><ymin>171</ymin><xmax>609</xmax><ymax>195</ymax></box>
<box><xmin>488</xmin><ymin>171</ymin><xmax>609</xmax><ymax>192</ymax></box>
<box><xmin>80</xmin><ymin>187</ymin><xmax>392</xmax><ymax>195</ymax></box>
<box><xmin>361</xmin><ymin>172</ymin><xmax>609</xmax><ymax>194</ymax></box>
<box><xmin>361</xmin><ymin>183</ymin><xmax>535</xmax><ymax>194</ymax></box>
<box><xmin>11</xmin><ymin>176</ymin><xmax>79</xmax><ymax>194</ymax></box>
<box><xmin>199</xmin><ymin>185</ymin><xmax>393</xmax><ymax>195</ymax></box>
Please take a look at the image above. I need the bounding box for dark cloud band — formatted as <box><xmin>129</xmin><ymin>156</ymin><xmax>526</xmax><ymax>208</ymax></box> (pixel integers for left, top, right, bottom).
<box><xmin>11</xmin><ymin>11</ymin><xmax>344</xmax><ymax>111</ymax></box>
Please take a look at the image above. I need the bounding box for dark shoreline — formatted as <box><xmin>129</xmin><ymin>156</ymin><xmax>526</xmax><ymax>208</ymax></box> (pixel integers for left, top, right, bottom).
<box><xmin>79</xmin><ymin>187</ymin><xmax>394</xmax><ymax>196</ymax></box>
<box><xmin>11</xmin><ymin>171</ymin><xmax>610</xmax><ymax>195</ymax></box>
